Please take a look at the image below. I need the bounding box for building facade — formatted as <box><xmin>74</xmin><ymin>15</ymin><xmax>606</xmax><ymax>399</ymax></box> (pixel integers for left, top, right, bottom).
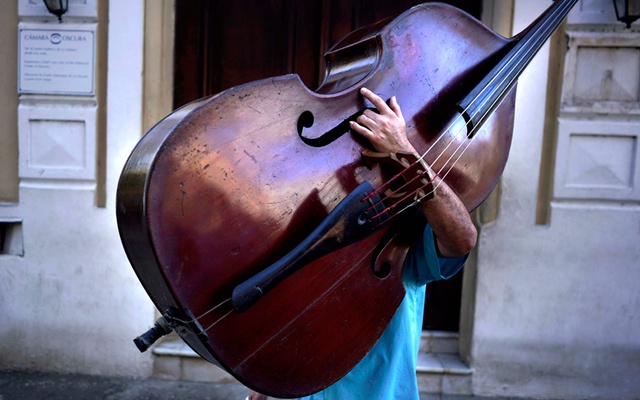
<box><xmin>0</xmin><ymin>0</ymin><xmax>638</xmax><ymax>398</ymax></box>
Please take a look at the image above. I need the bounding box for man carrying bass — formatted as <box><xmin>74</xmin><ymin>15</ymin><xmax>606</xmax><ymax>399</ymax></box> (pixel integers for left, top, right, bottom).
<box><xmin>249</xmin><ymin>87</ymin><xmax>477</xmax><ymax>400</ymax></box>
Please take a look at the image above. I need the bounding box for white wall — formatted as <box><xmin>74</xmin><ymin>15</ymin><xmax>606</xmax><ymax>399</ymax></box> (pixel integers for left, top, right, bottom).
<box><xmin>471</xmin><ymin>1</ymin><xmax>640</xmax><ymax>399</ymax></box>
<box><xmin>0</xmin><ymin>0</ymin><xmax>155</xmax><ymax>377</ymax></box>
<box><xmin>2</xmin><ymin>1</ymin><xmax>639</xmax><ymax>397</ymax></box>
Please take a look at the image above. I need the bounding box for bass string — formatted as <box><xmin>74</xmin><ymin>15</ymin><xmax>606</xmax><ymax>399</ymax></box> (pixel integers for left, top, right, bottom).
<box><xmin>361</xmin><ymin>113</ymin><xmax>463</xmax><ymax>207</ymax></box>
<box><xmin>409</xmin><ymin>13</ymin><xmax>557</xmax><ymax>203</ymax></box>
<box><xmin>180</xmin><ymin>85</ymin><xmax>507</xmax><ymax>328</ymax></box>
<box><xmin>165</xmin><ymin>298</ymin><xmax>232</xmax><ymax>329</ymax></box>
<box><xmin>174</xmin><ymin>124</ymin><xmax>473</xmax><ymax>327</ymax></box>
<box><xmin>364</xmin><ymin>34</ymin><xmax>521</xmax><ymax>205</ymax></box>
<box><xmin>368</xmin><ymin>104</ymin><xmax>483</xmax><ymax>221</ymax></box>
<box><xmin>180</xmin><ymin>158</ymin><xmax>456</xmax><ymax>328</ymax></box>
<box><xmin>192</xmin><ymin>153</ymin><xmax>464</xmax><ymax>330</ymax></box>
<box><xmin>203</xmin><ymin>309</ymin><xmax>234</xmax><ymax>333</ymax></box>
<box><xmin>174</xmin><ymin>38</ymin><xmax>524</xmax><ymax>329</ymax></box>
<box><xmin>366</xmin><ymin>124</ymin><xmax>469</xmax><ymax>223</ymax></box>
<box><xmin>375</xmin><ymin>33</ymin><xmax>527</xmax><ymax>218</ymax></box>
<box><xmin>182</xmin><ymin>149</ymin><xmax>464</xmax><ymax>331</ymax></box>
<box><xmin>178</xmin><ymin>139</ymin><xmax>481</xmax><ymax>331</ymax></box>
<box><xmin>196</xmin><ymin>298</ymin><xmax>231</xmax><ymax>320</ymax></box>
<box><xmin>187</xmin><ymin>146</ymin><xmax>464</xmax><ymax>331</ymax></box>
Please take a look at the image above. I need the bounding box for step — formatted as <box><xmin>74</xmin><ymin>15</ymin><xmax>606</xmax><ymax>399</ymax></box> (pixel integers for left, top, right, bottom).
<box><xmin>417</xmin><ymin>331</ymin><xmax>472</xmax><ymax>395</ymax></box>
<box><xmin>152</xmin><ymin>334</ymin><xmax>238</xmax><ymax>383</ymax></box>
<box><xmin>153</xmin><ymin>332</ymin><xmax>472</xmax><ymax>395</ymax></box>
<box><xmin>420</xmin><ymin>330</ymin><xmax>460</xmax><ymax>354</ymax></box>
<box><xmin>416</xmin><ymin>351</ymin><xmax>473</xmax><ymax>395</ymax></box>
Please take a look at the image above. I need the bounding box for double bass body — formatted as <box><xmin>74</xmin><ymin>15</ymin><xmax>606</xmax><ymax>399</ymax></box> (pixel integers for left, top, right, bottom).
<box><xmin>117</xmin><ymin>3</ymin><xmax>516</xmax><ymax>397</ymax></box>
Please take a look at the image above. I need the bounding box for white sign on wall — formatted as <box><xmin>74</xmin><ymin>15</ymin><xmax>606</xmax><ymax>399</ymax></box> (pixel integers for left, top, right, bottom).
<box><xmin>18</xmin><ymin>23</ymin><xmax>96</xmax><ymax>95</ymax></box>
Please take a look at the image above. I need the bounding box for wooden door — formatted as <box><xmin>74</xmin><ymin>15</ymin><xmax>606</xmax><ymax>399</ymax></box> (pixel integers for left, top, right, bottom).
<box><xmin>173</xmin><ymin>0</ymin><xmax>482</xmax><ymax>332</ymax></box>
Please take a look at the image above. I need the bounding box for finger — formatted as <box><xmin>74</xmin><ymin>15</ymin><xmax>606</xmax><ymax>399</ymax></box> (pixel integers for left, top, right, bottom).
<box><xmin>361</xmin><ymin>109</ymin><xmax>381</xmax><ymax>125</ymax></box>
<box><xmin>389</xmin><ymin>96</ymin><xmax>403</xmax><ymax>119</ymax></box>
<box><xmin>360</xmin><ymin>87</ymin><xmax>392</xmax><ymax>115</ymax></box>
<box><xmin>360</xmin><ymin>112</ymin><xmax>389</xmax><ymax>135</ymax></box>
<box><xmin>349</xmin><ymin>120</ymin><xmax>373</xmax><ymax>139</ymax></box>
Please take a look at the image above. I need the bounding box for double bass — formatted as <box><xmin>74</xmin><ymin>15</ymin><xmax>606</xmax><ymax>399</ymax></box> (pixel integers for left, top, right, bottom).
<box><xmin>117</xmin><ymin>1</ymin><xmax>577</xmax><ymax>397</ymax></box>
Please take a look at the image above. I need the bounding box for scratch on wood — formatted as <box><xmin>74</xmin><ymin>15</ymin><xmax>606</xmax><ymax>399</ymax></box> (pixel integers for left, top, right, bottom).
<box><xmin>243</xmin><ymin>149</ymin><xmax>258</xmax><ymax>164</ymax></box>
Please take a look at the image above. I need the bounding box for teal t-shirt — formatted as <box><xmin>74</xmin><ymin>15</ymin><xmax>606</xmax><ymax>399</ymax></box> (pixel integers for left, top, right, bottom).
<box><xmin>299</xmin><ymin>225</ymin><xmax>468</xmax><ymax>400</ymax></box>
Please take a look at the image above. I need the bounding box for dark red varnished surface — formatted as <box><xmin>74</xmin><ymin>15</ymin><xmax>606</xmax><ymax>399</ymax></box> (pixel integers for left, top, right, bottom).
<box><xmin>119</xmin><ymin>3</ymin><xmax>516</xmax><ymax>397</ymax></box>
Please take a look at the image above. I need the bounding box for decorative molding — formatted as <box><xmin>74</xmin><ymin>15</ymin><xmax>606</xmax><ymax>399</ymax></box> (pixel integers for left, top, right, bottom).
<box><xmin>143</xmin><ymin>0</ymin><xmax>175</xmax><ymax>133</ymax></box>
<box><xmin>567</xmin><ymin>0</ymin><xmax>619</xmax><ymax>25</ymax></box>
<box><xmin>0</xmin><ymin>1</ymin><xmax>19</xmax><ymax>203</ymax></box>
<box><xmin>15</xmin><ymin>1</ymin><xmax>106</xmax><ymax>205</ymax></box>
<box><xmin>545</xmin><ymin>6</ymin><xmax>640</xmax><ymax>211</ymax></box>
<box><xmin>18</xmin><ymin>103</ymin><xmax>96</xmax><ymax>182</ymax></box>
<box><xmin>554</xmin><ymin>118</ymin><xmax>639</xmax><ymax>201</ymax></box>
<box><xmin>561</xmin><ymin>31</ymin><xmax>640</xmax><ymax>115</ymax></box>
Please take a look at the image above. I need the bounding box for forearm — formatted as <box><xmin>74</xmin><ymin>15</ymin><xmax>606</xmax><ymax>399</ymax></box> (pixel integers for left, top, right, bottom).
<box><xmin>419</xmin><ymin>172</ymin><xmax>477</xmax><ymax>258</ymax></box>
<box><xmin>349</xmin><ymin>87</ymin><xmax>476</xmax><ymax>257</ymax></box>
<box><xmin>375</xmin><ymin>149</ymin><xmax>477</xmax><ymax>257</ymax></box>
<box><xmin>404</xmin><ymin>152</ymin><xmax>477</xmax><ymax>257</ymax></box>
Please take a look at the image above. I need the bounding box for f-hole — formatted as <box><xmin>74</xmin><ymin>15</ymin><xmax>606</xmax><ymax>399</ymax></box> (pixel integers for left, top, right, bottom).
<box><xmin>296</xmin><ymin>108</ymin><xmax>375</xmax><ymax>147</ymax></box>
<box><xmin>297</xmin><ymin>110</ymin><xmax>314</xmax><ymax>134</ymax></box>
<box><xmin>373</xmin><ymin>261</ymin><xmax>392</xmax><ymax>279</ymax></box>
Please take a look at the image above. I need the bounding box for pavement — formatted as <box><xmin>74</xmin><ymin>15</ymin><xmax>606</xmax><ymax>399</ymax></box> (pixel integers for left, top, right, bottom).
<box><xmin>0</xmin><ymin>370</ymin><xmax>529</xmax><ymax>400</ymax></box>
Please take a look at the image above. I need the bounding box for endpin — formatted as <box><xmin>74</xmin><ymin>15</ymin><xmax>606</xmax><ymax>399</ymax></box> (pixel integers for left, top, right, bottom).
<box><xmin>133</xmin><ymin>316</ymin><xmax>171</xmax><ymax>353</ymax></box>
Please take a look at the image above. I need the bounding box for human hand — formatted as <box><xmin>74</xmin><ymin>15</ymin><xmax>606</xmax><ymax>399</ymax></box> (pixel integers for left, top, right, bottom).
<box><xmin>349</xmin><ymin>87</ymin><xmax>416</xmax><ymax>155</ymax></box>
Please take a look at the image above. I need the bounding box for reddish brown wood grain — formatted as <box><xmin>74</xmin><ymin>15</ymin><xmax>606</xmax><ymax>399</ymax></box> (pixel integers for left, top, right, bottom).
<box><xmin>118</xmin><ymin>3</ymin><xmax>515</xmax><ymax>397</ymax></box>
